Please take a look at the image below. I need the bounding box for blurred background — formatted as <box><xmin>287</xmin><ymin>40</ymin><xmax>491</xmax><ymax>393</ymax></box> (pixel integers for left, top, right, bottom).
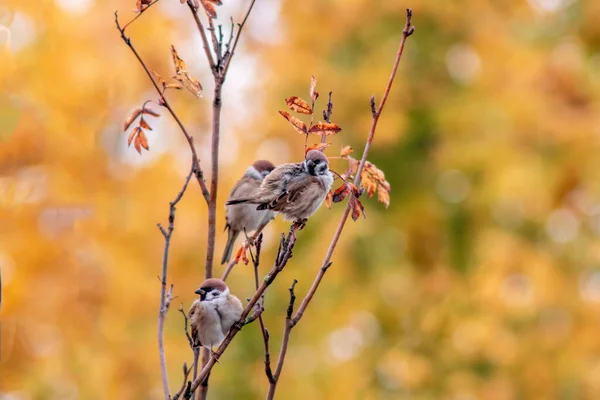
<box><xmin>2</xmin><ymin>0</ymin><xmax>600</xmax><ymax>398</ymax></box>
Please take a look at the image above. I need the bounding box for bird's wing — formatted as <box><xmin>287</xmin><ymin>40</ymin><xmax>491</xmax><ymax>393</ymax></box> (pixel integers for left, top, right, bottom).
<box><xmin>258</xmin><ymin>175</ymin><xmax>320</xmax><ymax>212</ymax></box>
<box><xmin>188</xmin><ymin>302</ymin><xmax>202</xmax><ymax>347</ymax></box>
<box><xmin>225</xmin><ymin>178</ymin><xmax>260</xmax><ymax>228</ymax></box>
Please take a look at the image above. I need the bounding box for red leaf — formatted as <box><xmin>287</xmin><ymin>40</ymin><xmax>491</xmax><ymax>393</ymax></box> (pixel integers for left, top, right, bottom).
<box><xmin>279</xmin><ymin>111</ymin><xmax>308</xmax><ymax>134</ymax></box>
<box><xmin>325</xmin><ymin>190</ymin><xmax>332</xmax><ymax>209</ymax></box>
<box><xmin>124</xmin><ymin>109</ymin><xmax>142</xmax><ymax>131</ymax></box>
<box><xmin>332</xmin><ymin>183</ymin><xmax>351</xmax><ymax>203</ymax></box>
<box><xmin>143</xmin><ymin>108</ymin><xmax>160</xmax><ymax>117</ymax></box>
<box><xmin>285</xmin><ymin>96</ymin><xmax>312</xmax><ymax>115</ymax></box>
<box><xmin>340</xmin><ymin>145</ymin><xmax>353</xmax><ymax>158</ymax></box>
<box><xmin>308</xmin><ymin>122</ymin><xmax>341</xmax><ymax>136</ymax></box>
<box><xmin>350</xmin><ymin>198</ymin><xmax>366</xmax><ymax>221</ymax></box>
<box><xmin>139</xmin><ymin>118</ymin><xmax>152</xmax><ymax>130</ymax></box>
<box><xmin>305</xmin><ymin>143</ymin><xmax>332</xmax><ymax>155</ymax></box>
<box><xmin>128</xmin><ymin>127</ymin><xmax>141</xmax><ymax>147</ymax></box>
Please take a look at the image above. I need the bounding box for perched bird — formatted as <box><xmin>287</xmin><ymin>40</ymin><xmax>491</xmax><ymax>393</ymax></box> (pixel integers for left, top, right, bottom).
<box><xmin>226</xmin><ymin>150</ymin><xmax>334</xmax><ymax>225</ymax></box>
<box><xmin>188</xmin><ymin>278</ymin><xmax>243</xmax><ymax>354</ymax></box>
<box><xmin>222</xmin><ymin>160</ymin><xmax>276</xmax><ymax>264</ymax></box>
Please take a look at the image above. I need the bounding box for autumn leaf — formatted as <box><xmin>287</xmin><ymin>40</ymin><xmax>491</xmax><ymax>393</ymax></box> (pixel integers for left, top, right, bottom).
<box><xmin>134</xmin><ymin>134</ymin><xmax>142</xmax><ymax>154</ymax></box>
<box><xmin>138</xmin><ymin>130</ymin><xmax>149</xmax><ymax>151</ymax></box>
<box><xmin>350</xmin><ymin>198</ymin><xmax>366</xmax><ymax>222</ymax></box>
<box><xmin>349</xmin><ymin>183</ymin><xmax>363</xmax><ymax>198</ymax></box>
<box><xmin>143</xmin><ymin>108</ymin><xmax>160</xmax><ymax>117</ymax></box>
<box><xmin>135</xmin><ymin>0</ymin><xmax>152</xmax><ymax>12</ymax></box>
<box><xmin>166</xmin><ymin>81</ymin><xmax>184</xmax><ymax>90</ymax></box>
<box><xmin>309</xmin><ymin>76</ymin><xmax>319</xmax><ymax>102</ymax></box>
<box><xmin>325</xmin><ymin>190</ymin><xmax>332</xmax><ymax>209</ymax></box>
<box><xmin>279</xmin><ymin>111</ymin><xmax>308</xmax><ymax>134</ymax></box>
<box><xmin>341</xmin><ymin>145</ymin><xmax>353</xmax><ymax>158</ymax></box>
<box><xmin>332</xmin><ymin>183</ymin><xmax>351</xmax><ymax>203</ymax></box>
<box><xmin>128</xmin><ymin>127</ymin><xmax>141</xmax><ymax>146</ymax></box>
<box><xmin>170</xmin><ymin>46</ymin><xmax>203</xmax><ymax>98</ymax></box>
<box><xmin>305</xmin><ymin>143</ymin><xmax>332</xmax><ymax>155</ymax></box>
<box><xmin>360</xmin><ymin>161</ymin><xmax>391</xmax><ymax>208</ymax></box>
<box><xmin>138</xmin><ymin>118</ymin><xmax>151</xmax><ymax>130</ymax></box>
<box><xmin>201</xmin><ymin>0</ymin><xmax>217</xmax><ymax>18</ymax></box>
<box><xmin>285</xmin><ymin>96</ymin><xmax>312</xmax><ymax>115</ymax></box>
<box><xmin>206</xmin><ymin>0</ymin><xmax>223</xmax><ymax>4</ymax></box>
<box><xmin>171</xmin><ymin>46</ymin><xmax>187</xmax><ymax>73</ymax></box>
<box><xmin>124</xmin><ymin>109</ymin><xmax>142</xmax><ymax>131</ymax></box>
<box><xmin>308</xmin><ymin>122</ymin><xmax>341</xmax><ymax>136</ymax></box>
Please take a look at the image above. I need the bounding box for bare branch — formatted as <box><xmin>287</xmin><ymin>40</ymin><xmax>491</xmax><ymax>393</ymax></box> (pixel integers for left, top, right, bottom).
<box><xmin>187</xmin><ymin>3</ymin><xmax>217</xmax><ymax>73</ymax></box>
<box><xmin>266</xmin><ymin>279</ymin><xmax>298</xmax><ymax>399</ymax></box>
<box><xmin>122</xmin><ymin>0</ymin><xmax>162</xmax><ymax>32</ymax></box>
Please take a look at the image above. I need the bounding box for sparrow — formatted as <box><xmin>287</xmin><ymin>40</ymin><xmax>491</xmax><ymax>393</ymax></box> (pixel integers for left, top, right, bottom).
<box><xmin>226</xmin><ymin>150</ymin><xmax>334</xmax><ymax>225</ymax></box>
<box><xmin>188</xmin><ymin>278</ymin><xmax>244</xmax><ymax>354</ymax></box>
<box><xmin>221</xmin><ymin>160</ymin><xmax>276</xmax><ymax>264</ymax></box>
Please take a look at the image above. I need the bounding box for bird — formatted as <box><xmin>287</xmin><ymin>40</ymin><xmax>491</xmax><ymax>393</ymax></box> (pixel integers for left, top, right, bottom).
<box><xmin>226</xmin><ymin>150</ymin><xmax>334</xmax><ymax>227</ymax></box>
<box><xmin>222</xmin><ymin>160</ymin><xmax>276</xmax><ymax>264</ymax></box>
<box><xmin>188</xmin><ymin>278</ymin><xmax>243</xmax><ymax>357</ymax></box>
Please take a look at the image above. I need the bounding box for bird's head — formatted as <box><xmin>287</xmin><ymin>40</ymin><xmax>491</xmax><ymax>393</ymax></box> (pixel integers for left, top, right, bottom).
<box><xmin>194</xmin><ymin>278</ymin><xmax>229</xmax><ymax>301</ymax></box>
<box><xmin>303</xmin><ymin>150</ymin><xmax>330</xmax><ymax>176</ymax></box>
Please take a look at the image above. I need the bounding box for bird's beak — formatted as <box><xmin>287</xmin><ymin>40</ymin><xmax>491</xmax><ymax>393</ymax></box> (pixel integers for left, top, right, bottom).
<box><xmin>195</xmin><ymin>288</ymin><xmax>205</xmax><ymax>295</ymax></box>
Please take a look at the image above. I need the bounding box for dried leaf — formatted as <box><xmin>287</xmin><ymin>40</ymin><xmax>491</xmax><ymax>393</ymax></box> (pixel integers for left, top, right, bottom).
<box><xmin>308</xmin><ymin>122</ymin><xmax>341</xmax><ymax>136</ymax></box>
<box><xmin>138</xmin><ymin>130</ymin><xmax>149</xmax><ymax>151</ymax></box>
<box><xmin>128</xmin><ymin>127</ymin><xmax>141</xmax><ymax>146</ymax></box>
<box><xmin>349</xmin><ymin>183</ymin><xmax>362</xmax><ymax>197</ymax></box>
<box><xmin>340</xmin><ymin>145</ymin><xmax>353</xmax><ymax>158</ymax></box>
<box><xmin>171</xmin><ymin>45</ymin><xmax>187</xmax><ymax>74</ymax></box>
<box><xmin>279</xmin><ymin>111</ymin><xmax>308</xmax><ymax>134</ymax></box>
<box><xmin>350</xmin><ymin>198</ymin><xmax>366</xmax><ymax>222</ymax></box>
<box><xmin>309</xmin><ymin>76</ymin><xmax>318</xmax><ymax>102</ymax></box>
<box><xmin>136</xmin><ymin>0</ymin><xmax>152</xmax><ymax>12</ymax></box>
<box><xmin>166</xmin><ymin>81</ymin><xmax>184</xmax><ymax>90</ymax></box>
<box><xmin>378</xmin><ymin>187</ymin><xmax>390</xmax><ymax>208</ymax></box>
<box><xmin>174</xmin><ymin>72</ymin><xmax>203</xmax><ymax>98</ymax></box>
<box><xmin>305</xmin><ymin>143</ymin><xmax>332</xmax><ymax>155</ymax></box>
<box><xmin>152</xmin><ymin>70</ymin><xmax>167</xmax><ymax>88</ymax></box>
<box><xmin>124</xmin><ymin>109</ymin><xmax>142</xmax><ymax>131</ymax></box>
<box><xmin>143</xmin><ymin>108</ymin><xmax>160</xmax><ymax>117</ymax></box>
<box><xmin>206</xmin><ymin>0</ymin><xmax>223</xmax><ymax>4</ymax></box>
<box><xmin>332</xmin><ymin>183</ymin><xmax>351</xmax><ymax>203</ymax></box>
<box><xmin>201</xmin><ymin>0</ymin><xmax>217</xmax><ymax>18</ymax></box>
<box><xmin>134</xmin><ymin>134</ymin><xmax>142</xmax><ymax>154</ymax></box>
<box><xmin>361</xmin><ymin>170</ymin><xmax>378</xmax><ymax>198</ymax></box>
<box><xmin>325</xmin><ymin>190</ymin><xmax>332</xmax><ymax>209</ymax></box>
<box><xmin>139</xmin><ymin>118</ymin><xmax>152</xmax><ymax>130</ymax></box>
<box><xmin>285</xmin><ymin>96</ymin><xmax>312</xmax><ymax>115</ymax></box>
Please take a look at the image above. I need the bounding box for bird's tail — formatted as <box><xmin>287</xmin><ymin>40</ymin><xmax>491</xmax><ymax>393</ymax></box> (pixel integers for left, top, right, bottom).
<box><xmin>221</xmin><ymin>228</ymin><xmax>241</xmax><ymax>264</ymax></box>
<box><xmin>225</xmin><ymin>198</ymin><xmax>251</xmax><ymax>205</ymax></box>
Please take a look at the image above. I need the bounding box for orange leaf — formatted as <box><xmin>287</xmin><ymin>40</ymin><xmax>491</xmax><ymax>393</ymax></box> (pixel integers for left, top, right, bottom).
<box><xmin>128</xmin><ymin>127</ymin><xmax>141</xmax><ymax>147</ymax></box>
<box><xmin>340</xmin><ymin>145</ymin><xmax>353</xmax><ymax>158</ymax></box>
<box><xmin>350</xmin><ymin>198</ymin><xmax>366</xmax><ymax>222</ymax></box>
<box><xmin>349</xmin><ymin>183</ymin><xmax>362</xmax><ymax>197</ymax></box>
<box><xmin>166</xmin><ymin>81</ymin><xmax>184</xmax><ymax>90</ymax></box>
<box><xmin>308</xmin><ymin>122</ymin><xmax>341</xmax><ymax>136</ymax></box>
<box><xmin>138</xmin><ymin>130</ymin><xmax>149</xmax><ymax>151</ymax></box>
<box><xmin>174</xmin><ymin>72</ymin><xmax>203</xmax><ymax>98</ymax></box>
<box><xmin>171</xmin><ymin>45</ymin><xmax>187</xmax><ymax>74</ymax></box>
<box><xmin>332</xmin><ymin>183</ymin><xmax>351</xmax><ymax>203</ymax></box>
<box><xmin>124</xmin><ymin>109</ymin><xmax>142</xmax><ymax>131</ymax></box>
<box><xmin>309</xmin><ymin>76</ymin><xmax>318</xmax><ymax>102</ymax></box>
<box><xmin>279</xmin><ymin>111</ymin><xmax>308</xmax><ymax>134</ymax></box>
<box><xmin>134</xmin><ymin>134</ymin><xmax>142</xmax><ymax>154</ymax></box>
<box><xmin>325</xmin><ymin>190</ymin><xmax>332</xmax><ymax>209</ymax></box>
<box><xmin>285</xmin><ymin>96</ymin><xmax>312</xmax><ymax>115</ymax></box>
<box><xmin>305</xmin><ymin>142</ymin><xmax>332</xmax><ymax>155</ymax></box>
<box><xmin>206</xmin><ymin>0</ymin><xmax>222</xmax><ymax>4</ymax></box>
<box><xmin>139</xmin><ymin>118</ymin><xmax>152</xmax><ymax>130</ymax></box>
<box><xmin>143</xmin><ymin>108</ymin><xmax>160</xmax><ymax>117</ymax></box>
<box><xmin>378</xmin><ymin>187</ymin><xmax>390</xmax><ymax>208</ymax></box>
<box><xmin>201</xmin><ymin>0</ymin><xmax>217</xmax><ymax>18</ymax></box>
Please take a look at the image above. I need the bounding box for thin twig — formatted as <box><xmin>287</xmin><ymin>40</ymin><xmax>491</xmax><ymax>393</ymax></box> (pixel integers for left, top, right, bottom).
<box><xmin>187</xmin><ymin>3</ymin><xmax>217</xmax><ymax>73</ymax></box>
<box><xmin>115</xmin><ymin>12</ymin><xmax>210</xmax><ymax>203</ymax></box>
<box><xmin>154</xmin><ymin>164</ymin><xmax>195</xmax><ymax>400</ymax></box>
<box><xmin>122</xmin><ymin>0</ymin><xmax>162</xmax><ymax>31</ymax></box>
<box><xmin>321</xmin><ymin>91</ymin><xmax>334</xmax><ymax>144</ymax></box>
<box><xmin>222</xmin><ymin>0</ymin><xmax>257</xmax><ymax>77</ymax></box>
<box><xmin>266</xmin><ymin>279</ymin><xmax>297</xmax><ymax>399</ymax></box>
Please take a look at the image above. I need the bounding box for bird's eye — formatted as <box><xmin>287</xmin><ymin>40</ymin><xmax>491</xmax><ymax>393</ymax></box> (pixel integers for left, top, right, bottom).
<box><xmin>313</xmin><ymin>159</ymin><xmax>320</xmax><ymax>164</ymax></box>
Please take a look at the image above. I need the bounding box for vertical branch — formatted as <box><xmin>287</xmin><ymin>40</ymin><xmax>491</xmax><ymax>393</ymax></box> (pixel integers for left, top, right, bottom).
<box><xmin>157</xmin><ymin>164</ymin><xmax>195</xmax><ymax>400</ymax></box>
<box><xmin>266</xmin><ymin>279</ymin><xmax>297</xmax><ymax>399</ymax></box>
